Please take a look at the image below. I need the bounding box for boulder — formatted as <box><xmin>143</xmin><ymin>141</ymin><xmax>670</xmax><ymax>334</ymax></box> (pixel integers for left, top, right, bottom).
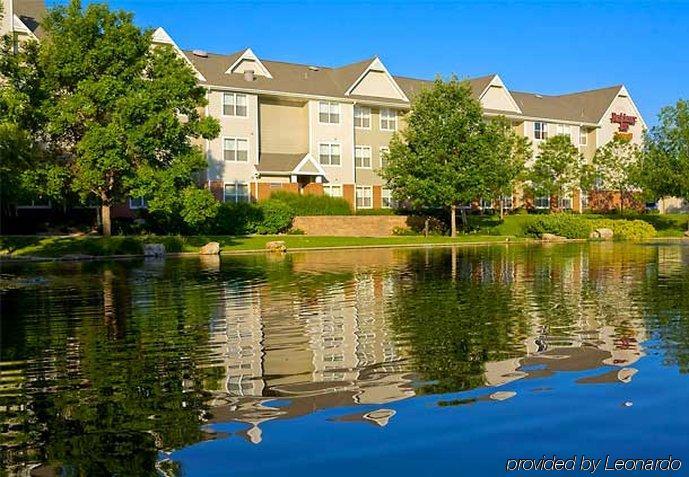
<box><xmin>143</xmin><ymin>243</ymin><xmax>165</xmax><ymax>257</ymax></box>
<box><xmin>684</xmin><ymin>230</ymin><xmax>689</xmax><ymax>238</ymax></box>
<box><xmin>541</xmin><ymin>233</ymin><xmax>566</xmax><ymax>242</ymax></box>
<box><xmin>199</xmin><ymin>242</ymin><xmax>220</xmax><ymax>255</ymax></box>
<box><xmin>265</xmin><ymin>240</ymin><xmax>287</xmax><ymax>253</ymax></box>
<box><xmin>590</xmin><ymin>228</ymin><xmax>614</xmax><ymax>240</ymax></box>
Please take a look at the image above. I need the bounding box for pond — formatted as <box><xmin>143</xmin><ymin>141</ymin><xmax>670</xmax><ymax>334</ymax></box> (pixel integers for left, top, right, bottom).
<box><xmin>1</xmin><ymin>242</ymin><xmax>689</xmax><ymax>476</ymax></box>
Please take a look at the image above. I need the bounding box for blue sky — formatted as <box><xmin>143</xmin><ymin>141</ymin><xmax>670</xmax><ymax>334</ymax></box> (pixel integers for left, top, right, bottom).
<box><xmin>61</xmin><ymin>1</ymin><xmax>689</xmax><ymax>125</ymax></box>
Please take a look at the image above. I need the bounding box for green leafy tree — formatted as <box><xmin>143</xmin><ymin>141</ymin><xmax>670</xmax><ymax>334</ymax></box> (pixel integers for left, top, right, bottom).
<box><xmin>529</xmin><ymin>134</ymin><xmax>584</xmax><ymax>211</ymax></box>
<box><xmin>482</xmin><ymin>116</ymin><xmax>531</xmax><ymax>218</ymax></box>
<box><xmin>586</xmin><ymin>136</ymin><xmax>641</xmax><ymax>214</ymax></box>
<box><xmin>639</xmin><ymin>99</ymin><xmax>689</xmax><ymax>210</ymax></box>
<box><xmin>381</xmin><ymin>77</ymin><xmax>499</xmax><ymax>236</ymax></box>
<box><xmin>34</xmin><ymin>0</ymin><xmax>219</xmax><ymax>235</ymax></box>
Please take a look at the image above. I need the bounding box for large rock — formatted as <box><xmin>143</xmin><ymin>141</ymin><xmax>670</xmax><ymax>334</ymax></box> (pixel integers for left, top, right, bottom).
<box><xmin>265</xmin><ymin>240</ymin><xmax>287</xmax><ymax>253</ymax></box>
<box><xmin>199</xmin><ymin>242</ymin><xmax>220</xmax><ymax>255</ymax></box>
<box><xmin>143</xmin><ymin>243</ymin><xmax>165</xmax><ymax>257</ymax></box>
<box><xmin>590</xmin><ymin>228</ymin><xmax>614</xmax><ymax>240</ymax></box>
<box><xmin>541</xmin><ymin>233</ymin><xmax>567</xmax><ymax>242</ymax></box>
<box><xmin>684</xmin><ymin>230</ymin><xmax>689</xmax><ymax>238</ymax></box>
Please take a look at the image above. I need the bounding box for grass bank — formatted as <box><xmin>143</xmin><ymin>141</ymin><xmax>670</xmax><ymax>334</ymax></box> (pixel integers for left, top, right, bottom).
<box><xmin>470</xmin><ymin>213</ymin><xmax>689</xmax><ymax>238</ymax></box>
<box><xmin>0</xmin><ymin>234</ymin><xmax>520</xmax><ymax>259</ymax></box>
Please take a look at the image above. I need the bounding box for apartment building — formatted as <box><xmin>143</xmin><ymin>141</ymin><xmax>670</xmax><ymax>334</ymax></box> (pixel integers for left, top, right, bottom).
<box><xmin>3</xmin><ymin>0</ymin><xmax>659</xmax><ymax>216</ymax></box>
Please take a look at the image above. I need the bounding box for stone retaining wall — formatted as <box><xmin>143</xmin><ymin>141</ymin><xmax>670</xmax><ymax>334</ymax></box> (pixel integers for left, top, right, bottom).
<box><xmin>292</xmin><ymin>215</ymin><xmax>410</xmax><ymax>237</ymax></box>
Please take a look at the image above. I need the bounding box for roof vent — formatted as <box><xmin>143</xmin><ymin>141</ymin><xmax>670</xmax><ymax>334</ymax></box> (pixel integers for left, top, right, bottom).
<box><xmin>308</xmin><ymin>66</ymin><xmax>320</xmax><ymax>71</ymax></box>
<box><xmin>244</xmin><ymin>70</ymin><xmax>256</xmax><ymax>82</ymax></box>
<box><xmin>535</xmin><ymin>94</ymin><xmax>543</xmax><ymax>99</ymax></box>
<box><xmin>192</xmin><ymin>49</ymin><xmax>208</xmax><ymax>58</ymax></box>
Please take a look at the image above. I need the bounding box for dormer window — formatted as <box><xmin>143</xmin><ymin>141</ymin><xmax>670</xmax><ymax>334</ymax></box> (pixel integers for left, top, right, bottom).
<box><xmin>223</xmin><ymin>93</ymin><xmax>247</xmax><ymax>117</ymax></box>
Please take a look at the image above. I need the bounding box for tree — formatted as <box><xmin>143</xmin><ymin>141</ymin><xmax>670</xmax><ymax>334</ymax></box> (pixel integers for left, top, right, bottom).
<box><xmin>31</xmin><ymin>1</ymin><xmax>219</xmax><ymax>235</ymax></box>
<box><xmin>639</xmin><ymin>99</ymin><xmax>689</xmax><ymax>208</ymax></box>
<box><xmin>586</xmin><ymin>136</ymin><xmax>641</xmax><ymax>214</ymax></box>
<box><xmin>529</xmin><ymin>135</ymin><xmax>584</xmax><ymax>211</ymax></box>
<box><xmin>381</xmin><ymin>77</ymin><xmax>500</xmax><ymax>237</ymax></box>
<box><xmin>483</xmin><ymin>117</ymin><xmax>531</xmax><ymax>218</ymax></box>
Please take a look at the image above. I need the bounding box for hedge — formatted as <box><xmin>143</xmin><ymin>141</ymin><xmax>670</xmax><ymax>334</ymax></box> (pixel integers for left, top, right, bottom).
<box><xmin>525</xmin><ymin>214</ymin><xmax>657</xmax><ymax>240</ymax></box>
<box><xmin>267</xmin><ymin>191</ymin><xmax>352</xmax><ymax>216</ymax></box>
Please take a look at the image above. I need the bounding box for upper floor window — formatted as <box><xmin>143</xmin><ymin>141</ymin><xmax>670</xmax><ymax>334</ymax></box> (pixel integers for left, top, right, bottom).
<box><xmin>129</xmin><ymin>197</ymin><xmax>147</xmax><ymax>209</ymax></box>
<box><xmin>319</xmin><ymin>101</ymin><xmax>340</xmax><ymax>124</ymax></box>
<box><xmin>354</xmin><ymin>106</ymin><xmax>371</xmax><ymax>128</ymax></box>
<box><xmin>556</xmin><ymin>124</ymin><xmax>572</xmax><ymax>139</ymax></box>
<box><xmin>355</xmin><ymin>146</ymin><xmax>372</xmax><ymax>168</ymax></box>
<box><xmin>534</xmin><ymin>122</ymin><xmax>548</xmax><ymax>140</ymax></box>
<box><xmin>224</xmin><ymin>138</ymin><xmax>249</xmax><ymax>162</ymax></box>
<box><xmin>579</xmin><ymin>128</ymin><xmax>588</xmax><ymax>146</ymax></box>
<box><xmin>223</xmin><ymin>93</ymin><xmax>248</xmax><ymax>117</ymax></box>
<box><xmin>380</xmin><ymin>108</ymin><xmax>397</xmax><ymax>131</ymax></box>
<box><xmin>319</xmin><ymin>143</ymin><xmax>341</xmax><ymax>166</ymax></box>
<box><xmin>224</xmin><ymin>182</ymin><xmax>249</xmax><ymax>203</ymax></box>
<box><xmin>380</xmin><ymin>146</ymin><xmax>390</xmax><ymax>169</ymax></box>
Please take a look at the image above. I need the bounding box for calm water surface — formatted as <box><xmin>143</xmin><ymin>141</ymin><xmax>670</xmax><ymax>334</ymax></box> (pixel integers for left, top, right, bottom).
<box><xmin>1</xmin><ymin>243</ymin><xmax>689</xmax><ymax>476</ymax></box>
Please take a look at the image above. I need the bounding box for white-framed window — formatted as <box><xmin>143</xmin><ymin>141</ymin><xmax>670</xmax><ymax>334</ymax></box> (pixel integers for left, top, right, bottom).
<box><xmin>380</xmin><ymin>108</ymin><xmax>397</xmax><ymax>131</ymax></box>
<box><xmin>355</xmin><ymin>146</ymin><xmax>372</xmax><ymax>169</ymax></box>
<box><xmin>382</xmin><ymin>188</ymin><xmax>394</xmax><ymax>208</ymax></box>
<box><xmin>534</xmin><ymin>122</ymin><xmax>548</xmax><ymax>140</ymax></box>
<box><xmin>354</xmin><ymin>105</ymin><xmax>371</xmax><ymax>129</ymax></box>
<box><xmin>535</xmin><ymin>196</ymin><xmax>550</xmax><ymax>209</ymax></box>
<box><xmin>556</xmin><ymin>124</ymin><xmax>572</xmax><ymax>140</ymax></box>
<box><xmin>379</xmin><ymin>146</ymin><xmax>390</xmax><ymax>169</ymax></box>
<box><xmin>224</xmin><ymin>182</ymin><xmax>250</xmax><ymax>203</ymax></box>
<box><xmin>559</xmin><ymin>195</ymin><xmax>572</xmax><ymax>210</ymax></box>
<box><xmin>318</xmin><ymin>101</ymin><xmax>340</xmax><ymax>124</ymax></box>
<box><xmin>319</xmin><ymin>143</ymin><xmax>341</xmax><ymax>166</ymax></box>
<box><xmin>502</xmin><ymin>195</ymin><xmax>514</xmax><ymax>209</ymax></box>
<box><xmin>223</xmin><ymin>138</ymin><xmax>249</xmax><ymax>162</ymax></box>
<box><xmin>223</xmin><ymin>92</ymin><xmax>248</xmax><ymax>117</ymax></box>
<box><xmin>581</xmin><ymin>191</ymin><xmax>589</xmax><ymax>210</ymax></box>
<box><xmin>579</xmin><ymin>128</ymin><xmax>588</xmax><ymax>146</ymax></box>
<box><xmin>129</xmin><ymin>197</ymin><xmax>147</xmax><ymax>209</ymax></box>
<box><xmin>17</xmin><ymin>198</ymin><xmax>51</xmax><ymax>209</ymax></box>
<box><xmin>480</xmin><ymin>198</ymin><xmax>493</xmax><ymax>210</ymax></box>
<box><xmin>323</xmin><ymin>184</ymin><xmax>343</xmax><ymax>197</ymax></box>
<box><xmin>356</xmin><ymin>186</ymin><xmax>372</xmax><ymax>209</ymax></box>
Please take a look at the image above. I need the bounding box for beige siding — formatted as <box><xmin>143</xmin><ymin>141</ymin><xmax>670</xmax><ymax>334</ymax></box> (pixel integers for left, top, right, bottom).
<box><xmin>0</xmin><ymin>0</ymin><xmax>12</xmax><ymax>37</ymax></box>
<box><xmin>597</xmin><ymin>90</ymin><xmax>646</xmax><ymax>147</ymax></box>
<box><xmin>350</xmin><ymin>71</ymin><xmax>405</xmax><ymax>100</ymax></box>
<box><xmin>259</xmin><ymin>97</ymin><xmax>308</xmax><ymax>154</ymax></box>
<box><xmin>354</xmin><ymin>107</ymin><xmax>403</xmax><ymax>187</ymax></box>
<box><xmin>308</xmin><ymin>99</ymin><xmax>355</xmax><ymax>185</ymax></box>
<box><xmin>481</xmin><ymin>85</ymin><xmax>519</xmax><ymax>113</ymax></box>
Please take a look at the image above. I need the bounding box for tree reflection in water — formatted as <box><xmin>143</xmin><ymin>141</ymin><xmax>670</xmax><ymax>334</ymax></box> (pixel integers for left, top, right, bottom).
<box><xmin>1</xmin><ymin>242</ymin><xmax>688</xmax><ymax>475</ymax></box>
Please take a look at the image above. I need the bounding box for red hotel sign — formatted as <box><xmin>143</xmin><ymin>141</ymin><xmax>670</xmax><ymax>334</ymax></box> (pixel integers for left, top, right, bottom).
<box><xmin>611</xmin><ymin>112</ymin><xmax>637</xmax><ymax>132</ymax></box>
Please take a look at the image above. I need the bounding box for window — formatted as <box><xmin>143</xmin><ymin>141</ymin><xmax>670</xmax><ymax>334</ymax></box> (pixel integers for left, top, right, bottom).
<box><xmin>556</xmin><ymin>124</ymin><xmax>572</xmax><ymax>140</ymax></box>
<box><xmin>129</xmin><ymin>197</ymin><xmax>147</xmax><ymax>209</ymax></box>
<box><xmin>480</xmin><ymin>198</ymin><xmax>493</xmax><ymax>210</ymax></box>
<box><xmin>319</xmin><ymin>143</ymin><xmax>341</xmax><ymax>166</ymax></box>
<box><xmin>579</xmin><ymin>128</ymin><xmax>588</xmax><ymax>146</ymax></box>
<box><xmin>223</xmin><ymin>93</ymin><xmax>248</xmax><ymax>116</ymax></box>
<box><xmin>356</xmin><ymin>186</ymin><xmax>372</xmax><ymax>209</ymax></box>
<box><xmin>535</xmin><ymin>196</ymin><xmax>550</xmax><ymax>209</ymax></box>
<box><xmin>559</xmin><ymin>195</ymin><xmax>572</xmax><ymax>210</ymax></box>
<box><xmin>581</xmin><ymin>191</ymin><xmax>589</xmax><ymax>210</ymax></box>
<box><xmin>382</xmin><ymin>188</ymin><xmax>394</xmax><ymax>208</ymax></box>
<box><xmin>355</xmin><ymin>146</ymin><xmax>372</xmax><ymax>169</ymax></box>
<box><xmin>323</xmin><ymin>184</ymin><xmax>342</xmax><ymax>197</ymax></box>
<box><xmin>319</xmin><ymin>101</ymin><xmax>340</xmax><ymax>124</ymax></box>
<box><xmin>380</xmin><ymin>108</ymin><xmax>397</xmax><ymax>131</ymax></box>
<box><xmin>534</xmin><ymin>122</ymin><xmax>548</xmax><ymax>140</ymax></box>
<box><xmin>379</xmin><ymin>146</ymin><xmax>390</xmax><ymax>169</ymax></box>
<box><xmin>502</xmin><ymin>195</ymin><xmax>514</xmax><ymax>209</ymax></box>
<box><xmin>223</xmin><ymin>138</ymin><xmax>249</xmax><ymax>162</ymax></box>
<box><xmin>354</xmin><ymin>106</ymin><xmax>371</xmax><ymax>128</ymax></box>
<box><xmin>224</xmin><ymin>182</ymin><xmax>249</xmax><ymax>203</ymax></box>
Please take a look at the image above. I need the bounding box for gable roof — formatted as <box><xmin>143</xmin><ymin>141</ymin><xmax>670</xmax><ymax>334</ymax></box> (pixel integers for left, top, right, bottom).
<box><xmin>511</xmin><ymin>85</ymin><xmax>623</xmax><ymax>124</ymax></box>
<box><xmin>14</xmin><ymin>0</ymin><xmax>46</xmax><ymax>38</ymax></box>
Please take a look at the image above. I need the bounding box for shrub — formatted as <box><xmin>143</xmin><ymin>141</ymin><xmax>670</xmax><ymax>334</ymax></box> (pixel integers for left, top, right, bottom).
<box><xmin>180</xmin><ymin>187</ymin><xmax>220</xmax><ymax>231</ymax></box>
<box><xmin>525</xmin><ymin>214</ymin><xmax>592</xmax><ymax>239</ymax></box>
<box><xmin>213</xmin><ymin>202</ymin><xmax>262</xmax><ymax>235</ymax></box>
<box><xmin>256</xmin><ymin>200</ymin><xmax>294</xmax><ymax>234</ymax></box>
<box><xmin>588</xmin><ymin>219</ymin><xmax>656</xmax><ymax>240</ymax></box>
<box><xmin>268</xmin><ymin>191</ymin><xmax>352</xmax><ymax>216</ymax></box>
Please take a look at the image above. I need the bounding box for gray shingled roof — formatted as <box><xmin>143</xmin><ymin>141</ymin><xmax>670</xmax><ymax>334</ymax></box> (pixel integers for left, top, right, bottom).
<box><xmin>14</xmin><ymin>0</ymin><xmax>46</xmax><ymax>38</ymax></box>
<box><xmin>255</xmin><ymin>153</ymin><xmax>306</xmax><ymax>174</ymax></box>
<box><xmin>511</xmin><ymin>85</ymin><xmax>623</xmax><ymax>124</ymax></box>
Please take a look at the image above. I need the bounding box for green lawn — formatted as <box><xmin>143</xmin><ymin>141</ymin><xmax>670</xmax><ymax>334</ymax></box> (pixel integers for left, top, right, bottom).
<box><xmin>469</xmin><ymin>213</ymin><xmax>689</xmax><ymax>238</ymax></box>
<box><xmin>0</xmin><ymin>234</ymin><xmax>519</xmax><ymax>259</ymax></box>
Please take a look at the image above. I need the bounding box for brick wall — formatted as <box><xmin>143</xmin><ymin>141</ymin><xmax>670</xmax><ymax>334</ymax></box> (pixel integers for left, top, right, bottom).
<box><xmin>292</xmin><ymin>215</ymin><xmax>410</xmax><ymax>237</ymax></box>
<box><xmin>343</xmin><ymin>184</ymin><xmax>355</xmax><ymax>209</ymax></box>
<box><xmin>588</xmin><ymin>190</ymin><xmax>644</xmax><ymax>213</ymax></box>
<box><xmin>303</xmin><ymin>183</ymin><xmax>324</xmax><ymax>196</ymax></box>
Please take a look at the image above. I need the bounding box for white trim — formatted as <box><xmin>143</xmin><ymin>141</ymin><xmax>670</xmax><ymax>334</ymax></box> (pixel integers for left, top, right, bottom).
<box><xmin>221</xmin><ymin>91</ymin><xmax>249</xmax><ymax>118</ymax></box>
<box><xmin>222</xmin><ymin>136</ymin><xmax>250</xmax><ymax>162</ymax></box>
<box><xmin>597</xmin><ymin>85</ymin><xmax>648</xmax><ymax>131</ymax></box>
<box><xmin>12</xmin><ymin>15</ymin><xmax>38</xmax><ymax>41</ymax></box>
<box><xmin>478</xmin><ymin>75</ymin><xmax>522</xmax><ymax>114</ymax></box>
<box><xmin>317</xmin><ymin>142</ymin><xmax>342</xmax><ymax>167</ymax></box>
<box><xmin>345</xmin><ymin>57</ymin><xmax>409</xmax><ymax>102</ymax></box>
<box><xmin>355</xmin><ymin>185</ymin><xmax>373</xmax><ymax>209</ymax></box>
<box><xmin>381</xmin><ymin>187</ymin><xmax>393</xmax><ymax>209</ymax></box>
<box><xmin>223</xmin><ymin>181</ymin><xmax>250</xmax><ymax>203</ymax></box>
<box><xmin>317</xmin><ymin>100</ymin><xmax>341</xmax><ymax>125</ymax></box>
<box><xmin>379</xmin><ymin>108</ymin><xmax>398</xmax><ymax>131</ymax></box>
<box><xmin>293</xmin><ymin>153</ymin><xmax>328</xmax><ymax>177</ymax></box>
<box><xmin>323</xmin><ymin>184</ymin><xmax>343</xmax><ymax>198</ymax></box>
<box><xmin>379</xmin><ymin>146</ymin><xmax>390</xmax><ymax>169</ymax></box>
<box><xmin>224</xmin><ymin>48</ymin><xmax>273</xmax><ymax>79</ymax></box>
<box><xmin>354</xmin><ymin>145</ymin><xmax>372</xmax><ymax>169</ymax></box>
<box><xmin>128</xmin><ymin>197</ymin><xmax>147</xmax><ymax>210</ymax></box>
<box><xmin>152</xmin><ymin>27</ymin><xmax>207</xmax><ymax>82</ymax></box>
<box><xmin>354</xmin><ymin>105</ymin><xmax>372</xmax><ymax>130</ymax></box>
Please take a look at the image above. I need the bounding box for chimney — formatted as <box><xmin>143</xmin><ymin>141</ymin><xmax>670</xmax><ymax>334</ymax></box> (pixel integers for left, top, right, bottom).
<box><xmin>244</xmin><ymin>70</ymin><xmax>255</xmax><ymax>82</ymax></box>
